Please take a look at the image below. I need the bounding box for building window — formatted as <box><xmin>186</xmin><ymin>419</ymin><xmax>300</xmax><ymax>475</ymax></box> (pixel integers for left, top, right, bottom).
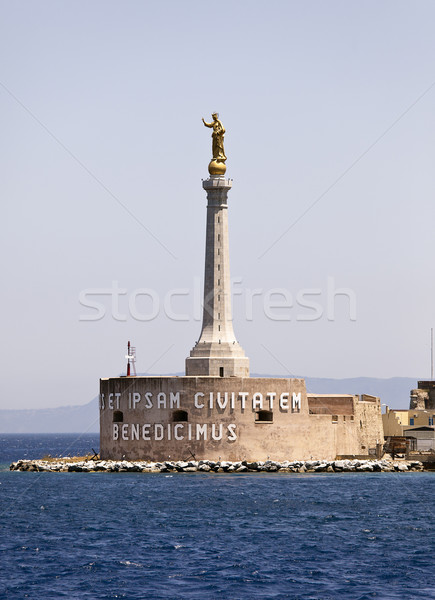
<box><xmin>113</xmin><ymin>411</ymin><xmax>123</xmax><ymax>423</ymax></box>
<box><xmin>410</xmin><ymin>418</ymin><xmax>414</xmax><ymax>426</ymax></box>
<box><xmin>217</xmin><ymin>264</ymin><xmax>220</xmax><ymax>271</ymax></box>
<box><xmin>350</xmin><ymin>415</ymin><xmax>354</xmax><ymax>421</ymax></box>
<box><xmin>218</xmin><ymin>234</ymin><xmax>220</xmax><ymax>241</ymax></box>
<box><xmin>172</xmin><ymin>410</ymin><xmax>188</xmax><ymax>422</ymax></box>
<box><xmin>429</xmin><ymin>417</ymin><xmax>434</xmax><ymax>426</ymax></box>
<box><xmin>256</xmin><ymin>410</ymin><xmax>273</xmax><ymax>423</ymax></box>
<box><xmin>332</xmin><ymin>415</ymin><xmax>338</xmax><ymax>423</ymax></box>
<box><xmin>219</xmin><ymin>367</ymin><xmax>224</xmax><ymax>377</ymax></box>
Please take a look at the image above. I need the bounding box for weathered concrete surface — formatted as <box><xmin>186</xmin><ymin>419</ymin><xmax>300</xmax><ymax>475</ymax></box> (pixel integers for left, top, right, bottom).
<box><xmin>10</xmin><ymin>458</ymin><xmax>425</xmax><ymax>473</ymax></box>
<box><xmin>99</xmin><ymin>376</ymin><xmax>384</xmax><ymax>462</ymax></box>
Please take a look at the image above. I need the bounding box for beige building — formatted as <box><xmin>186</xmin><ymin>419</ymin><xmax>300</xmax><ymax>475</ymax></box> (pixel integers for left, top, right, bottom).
<box><xmin>383</xmin><ymin>381</ymin><xmax>435</xmax><ymax>436</ymax></box>
<box><xmin>383</xmin><ymin>407</ymin><xmax>435</xmax><ymax>437</ymax></box>
<box><xmin>382</xmin><ymin>381</ymin><xmax>435</xmax><ymax>451</ymax></box>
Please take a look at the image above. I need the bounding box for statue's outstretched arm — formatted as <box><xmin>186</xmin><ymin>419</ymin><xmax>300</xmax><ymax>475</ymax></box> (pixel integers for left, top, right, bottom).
<box><xmin>202</xmin><ymin>118</ymin><xmax>213</xmax><ymax>128</ymax></box>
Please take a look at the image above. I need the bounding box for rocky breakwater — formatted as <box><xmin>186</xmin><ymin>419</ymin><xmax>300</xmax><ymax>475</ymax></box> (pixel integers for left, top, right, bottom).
<box><xmin>10</xmin><ymin>458</ymin><xmax>425</xmax><ymax>473</ymax></box>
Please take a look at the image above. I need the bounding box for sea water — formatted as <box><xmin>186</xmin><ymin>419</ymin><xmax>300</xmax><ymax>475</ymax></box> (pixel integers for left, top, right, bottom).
<box><xmin>0</xmin><ymin>434</ymin><xmax>434</xmax><ymax>599</ymax></box>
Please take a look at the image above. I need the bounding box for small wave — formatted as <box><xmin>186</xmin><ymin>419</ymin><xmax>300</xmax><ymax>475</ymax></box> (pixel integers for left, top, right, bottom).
<box><xmin>120</xmin><ymin>560</ymin><xmax>143</xmax><ymax>568</ymax></box>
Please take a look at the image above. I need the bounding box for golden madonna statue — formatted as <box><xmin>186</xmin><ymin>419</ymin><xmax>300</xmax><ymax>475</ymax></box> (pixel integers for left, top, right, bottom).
<box><xmin>202</xmin><ymin>112</ymin><xmax>227</xmax><ymax>175</ymax></box>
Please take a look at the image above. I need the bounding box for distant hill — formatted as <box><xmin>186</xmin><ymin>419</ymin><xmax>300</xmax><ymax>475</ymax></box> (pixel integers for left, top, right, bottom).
<box><xmin>0</xmin><ymin>376</ymin><xmax>416</xmax><ymax>433</ymax></box>
<box><xmin>0</xmin><ymin>398</ymin><xmax>99</xmax><ymax>434</ymax></box>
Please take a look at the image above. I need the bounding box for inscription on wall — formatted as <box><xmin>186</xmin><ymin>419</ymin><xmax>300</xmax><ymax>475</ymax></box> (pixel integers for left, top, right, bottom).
<box><xmin>100</xmin><ymin>391</ymin><xmax>302</xmax><ymax>411</ymax></box>
<box><xmin>101</xmin><ymin>390</ymin><xmax>302</xmax><ymax>443</ymax></box>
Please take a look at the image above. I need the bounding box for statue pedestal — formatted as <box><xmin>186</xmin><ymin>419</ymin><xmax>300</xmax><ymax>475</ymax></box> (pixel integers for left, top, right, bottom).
<box><xmin>208</xmin><ymin>159</ymin><xmax>226</xmax><ymax>175</ymax></box>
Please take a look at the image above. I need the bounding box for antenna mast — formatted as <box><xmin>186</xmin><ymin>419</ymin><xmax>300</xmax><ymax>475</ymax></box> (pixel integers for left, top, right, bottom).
<box><xmin>125</xmin><ymin>341</ymin><xmax>137</xmax><ymax>377</ymax></box>
<box><xmin>431</xmin><ymin>328</ymin><xmax>433</xmax><ymax>381</ymax></box>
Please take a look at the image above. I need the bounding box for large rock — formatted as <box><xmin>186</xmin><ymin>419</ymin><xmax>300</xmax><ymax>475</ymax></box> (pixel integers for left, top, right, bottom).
<box><xmin>305</xmin><ymin>461</ymin><xmax>319</xmax><ymax>469</ymax></box>
<box><xmin>333</xmin><ymin>460</ymin><xmax>347</xmax><ymax>470</ymax></box>
<box><xmin>356</xmin><ymin>463</ymin><xmax>373</xmax><ymax>471</ymax></box>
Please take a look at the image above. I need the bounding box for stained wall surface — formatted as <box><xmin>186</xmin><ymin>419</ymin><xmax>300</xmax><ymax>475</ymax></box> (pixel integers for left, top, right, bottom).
<box><xmin>100</xmin><ymin>377</ymin><xmax>383</xmax><ymax>461</ymax></box>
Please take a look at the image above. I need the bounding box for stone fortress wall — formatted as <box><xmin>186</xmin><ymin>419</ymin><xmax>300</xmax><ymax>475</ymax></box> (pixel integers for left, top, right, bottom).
<box><xmin>100</xmin><ymin>377</ymin><xmax>383</xmax><ymax>461</ymax></box>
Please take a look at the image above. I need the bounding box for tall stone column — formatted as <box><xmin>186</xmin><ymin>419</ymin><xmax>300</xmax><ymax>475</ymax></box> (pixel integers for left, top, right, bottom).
<box><xmin>185</xmin><ymin>174</ymin><xmax>249</xmax><ymax>377</ymax></box>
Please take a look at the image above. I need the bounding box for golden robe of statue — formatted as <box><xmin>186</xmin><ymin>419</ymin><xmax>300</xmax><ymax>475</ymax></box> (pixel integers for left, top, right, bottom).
<box><xmin>202</xmin><ymin>113</ymin><xmax>227</xmax><ymax>162</ymax></box>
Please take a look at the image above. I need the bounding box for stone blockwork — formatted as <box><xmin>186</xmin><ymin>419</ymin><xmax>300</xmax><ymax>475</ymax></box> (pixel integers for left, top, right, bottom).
<box><xmin>100</xmin><ymin>376</ymin><xmax>383</xmax><ymax>462</ymax></box>
<box><xmin>410</xmin><ymin>381</ymin><xmax>435</xmax><ymax>410</ymax></box>
<box><xmin>354</xmin><ymin>394</ymin><xmax>385</xmax><ymax>453</ymax></box>
<box><xmin>410</xmin><ymin>388</ymin><xmax>429</xmax><ymax>410</ymax></box>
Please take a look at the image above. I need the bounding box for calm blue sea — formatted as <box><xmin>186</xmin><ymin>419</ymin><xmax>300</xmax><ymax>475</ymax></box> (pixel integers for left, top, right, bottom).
<box><xmin>0</xmin><ymin>434</ymin><xmax>434</xmax><ymax>600</ymax></box>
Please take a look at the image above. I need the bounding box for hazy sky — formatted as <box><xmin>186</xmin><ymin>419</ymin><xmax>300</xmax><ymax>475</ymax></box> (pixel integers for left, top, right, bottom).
<box><xmin>2</xmin><ymin>1</ymin><xmax>435</xmax><ymax>409</ymax></box>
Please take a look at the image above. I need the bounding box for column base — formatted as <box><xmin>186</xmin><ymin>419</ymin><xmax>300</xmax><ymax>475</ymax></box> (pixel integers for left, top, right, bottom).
<box><xmin>185</xmin><ymin>356</ymin><xmax>250</xmax><ymax>378</ymax></box>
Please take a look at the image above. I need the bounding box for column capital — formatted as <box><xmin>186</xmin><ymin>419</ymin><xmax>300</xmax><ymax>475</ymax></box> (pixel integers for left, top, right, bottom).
<box><xmin>202</xmin><ymin>176</ymin><xmax>232</xmax><ymax>191</ymax></box>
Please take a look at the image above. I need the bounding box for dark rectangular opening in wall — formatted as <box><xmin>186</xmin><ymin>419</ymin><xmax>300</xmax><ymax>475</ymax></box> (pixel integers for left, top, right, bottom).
<box><xmin>256</xmin><ymin>410</ymin><xmax>273</xmax><ymax>423</ymax></box>
<box><xmin>113</xmin><ymin>411</ymin><xmax>123</xmax><ymax>423</ymax></box>
<box><xmin>219</xmin><ymin>367</ymin><xmax>224</xmax><ymax>377</ymax></box>
<box><xmin>172</xmin><ymin>410</ymin><xmax>188</xmax><ymax>422</ymax></box>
